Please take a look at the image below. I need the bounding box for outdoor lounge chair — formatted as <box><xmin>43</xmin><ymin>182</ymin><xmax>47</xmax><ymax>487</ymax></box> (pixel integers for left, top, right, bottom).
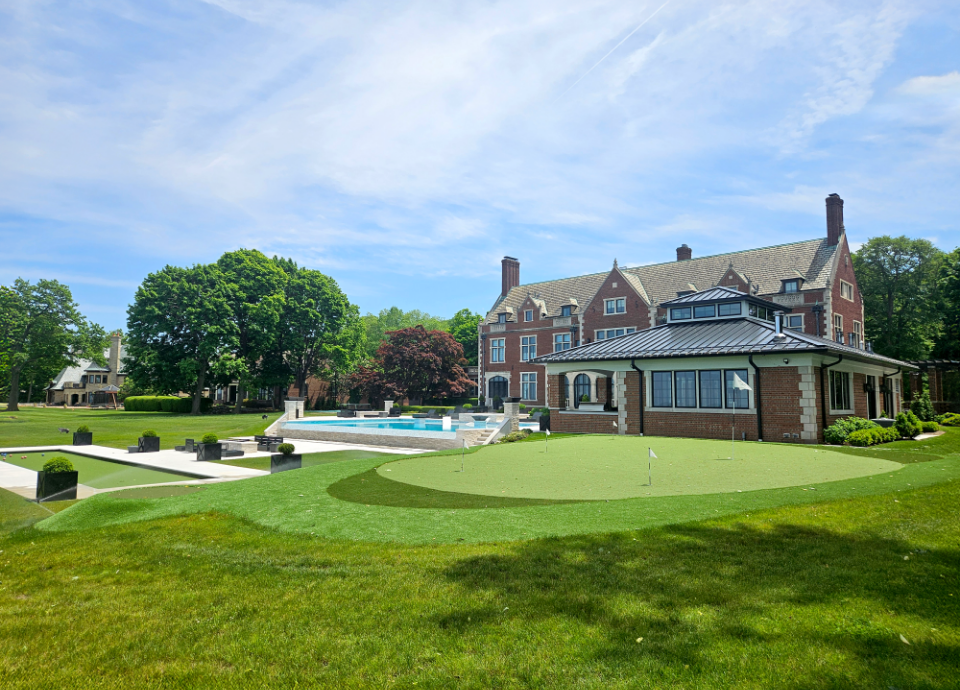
<box><xmin>530</xmin><ymin>411</ymin><xmax>542</xmax><ymax>421</ymax></box>
<box><xmin>337</xmin><ymin>409</ymin><xmax>357</xmax><ymax>418</ymax></box>
<box><xmin>388</xmin><ymin>407</ymin><xmax>402</xmax><ymax>417</ymax></box>
<box><xmin>426</xmin><ymin>409</ymin><xmax>439</xmax><ymax>418</ymax></box>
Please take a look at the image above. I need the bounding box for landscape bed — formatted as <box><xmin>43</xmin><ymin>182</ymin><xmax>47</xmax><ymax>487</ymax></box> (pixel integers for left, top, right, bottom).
<box><xmin>1</xmin><ymin>450</ymin><xmax>197</xmax><ymax>489</ymax></box>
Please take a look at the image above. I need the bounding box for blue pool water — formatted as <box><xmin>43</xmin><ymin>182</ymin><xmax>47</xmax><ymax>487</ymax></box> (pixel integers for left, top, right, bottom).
<box><xmin>282</xmin><ymin>417</ymin><xmax>537</xmax><ymax>440</ymax></box>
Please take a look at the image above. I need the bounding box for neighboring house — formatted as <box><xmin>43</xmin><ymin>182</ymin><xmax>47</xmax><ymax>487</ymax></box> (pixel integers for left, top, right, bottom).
<box><xmin>479</xmin><ymin>194</ymin><xmax>866</xmax><ymax>409</ymax></box>
<box><xmin>535</xmin><ymin>287</ymin><xmax>914</xmax><ymax>444</ymax></box>
<box><xmin>46</xmin><ymin>332</ymin><xmax>126</xmax><ymax>406</ymax></box>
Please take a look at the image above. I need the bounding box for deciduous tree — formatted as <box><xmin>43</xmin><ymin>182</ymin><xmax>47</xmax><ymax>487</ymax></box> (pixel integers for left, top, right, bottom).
<box><xmin>449</xmin><ymin>308</ymin><xmax>483</xmax><ymax>366</ymax></box>
<box><xmin>933</xmin><ymin>247</ymin><xmax>960</xmax><ymax>359</ymax></box>
<box><xmin>0</xmin><ymin>279</ymin><xmax>107</xmax><ymax>411</ymax></box>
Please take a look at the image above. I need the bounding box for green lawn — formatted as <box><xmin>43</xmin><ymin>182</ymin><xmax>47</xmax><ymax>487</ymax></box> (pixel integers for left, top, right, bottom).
<box><xmin>379</xmin><ymin>436</ymin><xmax>902</xmax><ymax>500</ymax></box>
<box><xmin>2</xmin><ymin>479</ymin><xmax>958</xmax><ymax>688</ymax></box>
<box><xmin>0</xmin><ymin>406</ymin><xmax>278</xmax><ymax>450</ymax></box>
<box><xmin>37</xmin><ymin>430</ymin><xmax>960</xmax><ymax>544</ymax></box>
<box><xmin>214</xmin><ymin>448</ymin><xmax>394</xmax><ymax>472</ymax></box>
<box><xmin>1</xmin><ymin>450</ymin><xmax>197</xmax><ymax>489</ymax></box>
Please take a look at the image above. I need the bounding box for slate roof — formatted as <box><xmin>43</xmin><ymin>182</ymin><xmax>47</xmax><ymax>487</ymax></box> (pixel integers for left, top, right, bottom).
<box><xmin>660</xmin><ymin>286</ymin><xmax>789</xmax><ymax>311</ymax></box>
<box><xmin>534</xmin><ymin>317</ymin><xmax>915</xmax><ymax>369</ymax></box>
<box><xmin>485</xmin><ymin>238</ymin><xmax>835</xmax><ymax>324</ymax></box>
<box><xmin>47</xmin><ymin>344</ymin><xmax>128</xmax><ymax>391</ymax></box>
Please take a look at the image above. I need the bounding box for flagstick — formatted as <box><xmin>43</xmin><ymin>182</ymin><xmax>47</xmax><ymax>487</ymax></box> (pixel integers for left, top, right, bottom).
<box><xmin>461</xmin><ymin>439</ymin><xmax>465</xmax><ymax>473</ymax></box>
<box><xmin>648</xmin><ymin>448</ymin><xmax>652</xmax><ymax>486</ymax></box>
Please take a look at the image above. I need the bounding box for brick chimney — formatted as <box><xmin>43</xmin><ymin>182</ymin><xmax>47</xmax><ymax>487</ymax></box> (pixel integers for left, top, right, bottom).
<box><xmin>826</xmin><ymin>193</ymin><xmax>844</xmax><ymax>246</ymax></box>
<box><xmin>501</xmin><ymin>256</ymin><xmax>520</xmax><ymax>297</ymax></box>
<box><xmin>108</xmin><ymin>331</ymin><xmax>122</xmax><ymax>386</ymax></box>
<box><xmin>676</xmin><ymin>244</ymin><xmax>692</xmax><ymax>261</ymax></box>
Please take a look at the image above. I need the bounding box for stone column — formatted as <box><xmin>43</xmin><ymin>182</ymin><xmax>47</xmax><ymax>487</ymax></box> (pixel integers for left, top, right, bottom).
<box><xmin>384</xmin><ymin>399</ymin><xmax>394</xmax><ymax>412</ymax></box>
<box><xmin>284</xmin><ymin>399</ymin><xmax>305</xmax><ymax>420</ymax></box>
<box><xmin>503</xmin><ymin>400</ymin><xmax>520</xmax><ymax>433</ymax></box>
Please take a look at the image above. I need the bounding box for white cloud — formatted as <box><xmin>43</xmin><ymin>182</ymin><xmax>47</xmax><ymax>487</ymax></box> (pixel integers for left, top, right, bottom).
<box><xmin>898</xmin><ymin>71</ymin><xmax>960</xmax><ymax>96</ymax></box>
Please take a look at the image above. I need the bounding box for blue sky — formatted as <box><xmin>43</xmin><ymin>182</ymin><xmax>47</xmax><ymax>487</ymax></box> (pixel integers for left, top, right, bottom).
<box><xmin>1</xmin><ymin>0</ymin><xmax>958</xmax><ymax>332</ymax></box>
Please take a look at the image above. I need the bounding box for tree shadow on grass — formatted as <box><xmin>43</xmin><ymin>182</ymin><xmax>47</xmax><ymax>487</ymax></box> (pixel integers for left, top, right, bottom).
<box><xmin>440</xmin><ymin>522</ymin><xmax>960</xmax><ymax>688</ymax></box>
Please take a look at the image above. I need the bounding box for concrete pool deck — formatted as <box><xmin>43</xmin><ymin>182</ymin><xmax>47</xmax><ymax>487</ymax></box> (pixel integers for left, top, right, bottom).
<box><xmin>0</xmin><ymin>438</ymin><xmax>422</xmax><ymax>500</ymax></box>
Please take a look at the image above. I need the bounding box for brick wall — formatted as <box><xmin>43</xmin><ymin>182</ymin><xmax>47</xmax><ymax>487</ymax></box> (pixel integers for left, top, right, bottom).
<box><xmin>757</xmin><ymin>367</ymin><xmax>804</xmax><ymax>442</ymax></box>
<box><xmin>547</xmin><ymin>374</ymin><xmax>564</xmax><ymax>409</ymax></box>
<box><xmin>830</xmin><ymin>237</ymin><xmax>865</xmax><ymax>344</ymax></box>
<box><xmin>596</xmin><ymin>376</ymin><xmax>609</xmax><ymax>405</ymax></box>
<box><xmin>581</xmin><ymin>269</ymin><xmax>650</xmax><ymax>342</ymax></box>
<box><xmin>553</xmin><ymin>412</ymin><xmax>620</xmax><ymax>433</ymax></box>
<box><xmin>624</xmin><ymin>370</ymin><xmax>642</xmax><ymax>435</ymax></box>
<box><xmin>645</xmin><ymin>410</ymin><xmax>760</xmax><ymax>441</ymax></box>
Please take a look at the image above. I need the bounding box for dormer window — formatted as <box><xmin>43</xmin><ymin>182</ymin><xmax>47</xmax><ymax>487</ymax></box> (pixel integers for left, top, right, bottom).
<box><xmin>560</xmin><ymin>305</ymin><xmax>572</xmax><ymax>317</ymax></box>
<box><xmin>498</xmin><ymin>313</ymin><xmax>507</xmax><ymax>324</ymax></box>
<box><xmin>718</xmin><ymin>303</ymin><xmax>741</xmax><ymax>316</ymax></box>
<box><xmin>693</xmin><ymin>305</ymin><xmax>715</xmax><ymax>319</ymax></box>
<box><xmin>783</xmin><ymin>279</ymin><xmax>800</xmax><ymax>294</ymax></box>
<box><xmin>670</xmin><ymin>307</ymin><xmax>692</xmax><ymax>320</ymax></box>
<box><xmin>524</xmin><ymin>309</ymin><xmax>533</xmax><ymax>322</ymax></box>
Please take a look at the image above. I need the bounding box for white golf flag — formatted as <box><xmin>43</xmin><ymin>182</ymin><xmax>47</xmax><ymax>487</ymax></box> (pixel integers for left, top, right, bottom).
<box><xmin>649</xmin><ymin>448</ymin><xmax>657</xmax><ymax>458</ymax></box>
<box><xmin>732</xmin><ymin>373</ymin><xmax>752</xmax><ymax>391</ymax></box>
<box><xmin>545</xmin><ymin>429</ymin><xmax>551</xmax><ymax>436</ymax></box>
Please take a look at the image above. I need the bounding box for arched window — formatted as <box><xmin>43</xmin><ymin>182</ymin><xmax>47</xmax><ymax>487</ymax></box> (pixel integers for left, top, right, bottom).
<box><xmin>488</xmin><ymin>376</ymin><xmax>508</xmax><ymax>407</ymax></box>
<box><xmin>574</xmin><ymin>374</ymin><xmax>591</xmax><ymax>408</ymax></box>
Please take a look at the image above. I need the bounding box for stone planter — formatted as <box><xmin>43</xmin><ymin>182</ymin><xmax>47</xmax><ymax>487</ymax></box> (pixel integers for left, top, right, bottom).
<box><xmin>37</xmin><ymin>471</ymin><xmax>79</xmax><ymax>502</ymax></box>
<box><xmin>577</xmin><ymin>402</ymin><xmax>606</xmax><ymax>413</ymax></box>
<box><xmin>138</xmin><ymin>436</ymin><xmax>161</xmax><ymax>453</ymax></box>
<box><xmin>271</xmin><ymin>454</ymin><xmax>302</xmax><ymax>473</ymax></box>
<box><xmin>73</xmin><ymin>432</ymin><xmax>92</xmax><ymax>446</ymax></box>
<box><xmin>539</xmin><ymin>416</ymin><xmax>551</xmax><ymax>431</ymax></box>
<box><xmin>196</xmin><ymin>443</ymin><xmax>222</xmax><ymax>462</ymax></box>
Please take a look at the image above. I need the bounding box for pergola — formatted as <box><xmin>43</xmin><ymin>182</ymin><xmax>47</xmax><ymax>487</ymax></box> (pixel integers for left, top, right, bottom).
<box><xmin>90</xmin><ymin>385</ymin><xmax>121</xmax><ymax>410</ymax></box>
<box><xmin>906</xmin><ymin>360</ymin><xmax>960</xmax><ymax>414</ymax></box>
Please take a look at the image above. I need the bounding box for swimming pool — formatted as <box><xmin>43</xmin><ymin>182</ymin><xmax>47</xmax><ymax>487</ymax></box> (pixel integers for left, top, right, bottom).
<box><xmin>280</xmin><ymin>416</ymin><xmax>538</xmax><ymax>448</ymax></box>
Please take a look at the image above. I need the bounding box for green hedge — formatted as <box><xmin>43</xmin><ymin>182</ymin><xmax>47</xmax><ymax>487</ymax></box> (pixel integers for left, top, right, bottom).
<box><xmin>400</xmin><ymin>405</ymin><xmax>457</xmax><ymax>415</ymax></box>
<box><xmin>940</xmin><ymin>413</ymin><xmax>960</xmax><ymax>427</ymax></box>
<box><xmin>920</xmin><ymin>421</ymin><xmax>940</xmax><ymax>433</ymax></box>
<box><xmin>845</xmin><ymin>426</ymin><xmax>900</xmax><ymax>447</ymax></box>
<box><xmin>124</xmin><ymin>396</ymin><xmax>213</xmax><ymax>413</ymax></box>
<box><xmin>823</xmin><ymin>417</ymin><xmax>877</xmax><ymax>445</ymax></box>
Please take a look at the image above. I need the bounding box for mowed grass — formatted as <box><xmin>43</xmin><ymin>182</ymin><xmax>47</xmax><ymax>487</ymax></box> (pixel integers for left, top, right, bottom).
<box><xmin>1</xmin><ymin>451</ymin><xmax>196</xmax><ymax>489</ymax></box>
<box><xmin>214</xmin><ymin>448</ymin><xmax>394</xmax><ymax>472</ymax></box>
<box><xmin>379</xmin><ymin>436</ymin><xmax>903</xmax><ymax>500</ymax></box>
<box><xmin>37</xmin><ymin>430</ymin><xmax>960</xmax><ymax>544</ymax></box>
<box><xmin>0</xmin><ymin>406</ymin><xmax>277</xmax><ymax>450</ymax></box>
<box><xmin>1</xmin><ymin>480</ymin><xmax>958</xmax><ymax>688</ymax></box>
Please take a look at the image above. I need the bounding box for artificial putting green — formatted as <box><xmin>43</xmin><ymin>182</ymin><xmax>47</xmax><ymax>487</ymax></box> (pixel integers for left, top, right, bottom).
<box><xmin>377</xmin><ymin>436</ymin><xmax>903</xmax><ymax>500</ymax></box>
<box><xmin>1</xmin><ymin>451</ymin><xmax>194</xmax><ymax>489</ymax></box>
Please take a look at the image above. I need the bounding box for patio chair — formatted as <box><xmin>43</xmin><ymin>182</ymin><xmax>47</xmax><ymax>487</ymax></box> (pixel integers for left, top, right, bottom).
<box><xmin>530</xmin><ymin>411</ymin><xmax>542</xmax><ymax>421</ymax></box>
<box><xmin>388</xmin><ymin>407</ymin><xmax>402</xmax><ymax>417</ymax></box>
<box><xmin>426</xmin><ymin>409</ymin><xmax>439</xmax><ymax>418</ymax></box>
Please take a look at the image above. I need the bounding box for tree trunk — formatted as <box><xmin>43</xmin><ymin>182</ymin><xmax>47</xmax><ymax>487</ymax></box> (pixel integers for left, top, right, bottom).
<box><xmin>6</xmin><ymin>365</ymin><xmax>22</xmax><ymax>412</ymax></box>
<box><xmin>234</xmin><ymin>384</ymin><xmax>245</xmax><ymax>414</ymax></box>
<box><xmin>192</xmin><ymin>366</ymin><xmax>207</xmax><ymax>415</ymax></box>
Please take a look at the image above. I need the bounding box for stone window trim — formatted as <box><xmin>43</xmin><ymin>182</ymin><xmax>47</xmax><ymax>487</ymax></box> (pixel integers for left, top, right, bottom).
<box><xmin>490</xmin><ymin>338</ymin><xmax>505</xmax><ymax>363</ymax></box>
<box><xmin>521</xmin><ymin>372</ymin><xmax>537</xmax><ymax>401</ymax></box>
<box><xmin>604</xmin><ymin>297</ymin><xmax>627</xmax><ymax>315</ymax></box>
<box><xmin>521</xmin><ymin>335</ymin><xmax>537</xmax><ymax>362</ymax></box>
<box><xmin>839</xmin><ymin>280</ymin><xmax>854</xmax><ymax>301</ymax></box>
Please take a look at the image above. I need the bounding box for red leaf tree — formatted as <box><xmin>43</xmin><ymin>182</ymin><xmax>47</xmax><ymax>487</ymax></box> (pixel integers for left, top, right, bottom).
<box><xmin>351</xmin><ymin>326</ymin><xmax>474</xmax><ymax>405</ymax></box>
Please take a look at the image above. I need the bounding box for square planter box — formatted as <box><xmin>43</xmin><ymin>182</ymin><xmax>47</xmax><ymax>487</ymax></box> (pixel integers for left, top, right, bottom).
<box><xmin>271</xmin><ymin>454</ymin><xmax>302</xmax><ymax>473</ymax></box>
<box><xmin>73</xmin><ymin>432</ymin><xmax>92</xmax><ymax>446</ymax></box>
<box><xmin>37</xmin><ymin>471</ymin><xmax>79</xmax><ymax>502</ymax></box>
<box><xmin>138</xmin><ymin>436</ymin><xmax>161</xmax><ymax>453</ymax></box>
<box><xmin>196</xmin><ymin>443</ymin><xmax>222</xmax><ymax>461</ymax></box>
<box><xmin>577</xmin><ymin>402</ymin><xmax>606</xmax><ymax>413</ymax></box>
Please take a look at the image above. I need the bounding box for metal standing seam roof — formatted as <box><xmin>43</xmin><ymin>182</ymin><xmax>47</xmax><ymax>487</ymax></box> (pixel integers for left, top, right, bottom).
<box><xmin>534</xmin><ymin>316</ymin><xmax>916</xmax><ymax>369</ymax></box>
<box><xmin>485</xmin><ymin>237</ymin><xmax>837</xmax><ymax>325</ymax></box>
<box><xmin>659</xmin><ymin>285</ymin><xmax>790</xmax><ymax>311</ymax></box>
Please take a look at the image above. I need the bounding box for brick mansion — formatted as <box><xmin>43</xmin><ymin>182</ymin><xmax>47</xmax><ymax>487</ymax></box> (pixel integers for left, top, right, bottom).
<box><xmin>480</xmin><ymin>194</ymin><xmax>915</xmax><ymax>443</ymax></box>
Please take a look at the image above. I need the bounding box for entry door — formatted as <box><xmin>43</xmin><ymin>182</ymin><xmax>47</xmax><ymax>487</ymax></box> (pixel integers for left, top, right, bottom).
<box><xmin>866</xmin><ymin>376</ymin><xmax>877</xmax><ymax>419</ymax></box>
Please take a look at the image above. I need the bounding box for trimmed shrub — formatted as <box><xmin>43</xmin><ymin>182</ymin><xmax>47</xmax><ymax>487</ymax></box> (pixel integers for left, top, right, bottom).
<box><xmin>895</xmin><ymin>411</ymin><xmax>922</xmax><ymax>439</ymax></box>
<box><xmin>823</xmin><ymin>417</ymin><xmax>877</xmax><ymax>445</ymax></box>
<box><xmin>519</xmin><ymin>403</ymin><xmax>526</xmax><ymax>411</ymax></box>
<box><xmin>76</xmin><ymin>425</ymin><xmax>91</xmax><ymax>434</ymax></box>
<box><xmin>940</xmin><ymin>413</ymin><xmax>960</xmax><ymax>427</ymax></box>
<box><xmin>846</xmin><ymin>427</ymin><xmax>899</xmax><ymax>446</ymax></box>
<box><xmin>462</xmin><ymin>403</ymin><xmax>472</xmax><ymax>410</ymax></box>
<box><xmin>43</xmin><ymin>456</ymin><xmax>75</xmax><ymax>473</ymax></box>
<box><xmin>497</xmin><ymin>429</ymin><xmax>532</xmax><ymax>443</ymax></box>
<box><xmin>277</xmin><ymin>443</ymin><xmax>296</xmax><ymax>456</ymax></box>
<box><xmin>201</xmin><ymin>433</ymin><xmax>219</xmax><ymax>445</ymax></box>
<box><xmin>580</xmin><ymin>394</ymin><xmax>590</xmax><ymax>403</ymax></box>
<box><xmin>910</xmin><ymin>391</ymin><xmax>936</xmax><ymax>422</ymax></box>
<box><xmin>400</xmin><ymin>405</ymin><xmax>457</xmax><ymax>415</ymax></box>
<box><xmin>124</xmin><ymin>395</ymin><xmax>212</xmax><ymax>413</ymax></box>
<box><xmin>141</xmin><ymin>429</ymin><xmax>158</xmax><ymax>438</ymax></box>
<box><xmin>920</xmin><ymin>421</ymin><xmax>940</xmax><ymax>433</ymax></box>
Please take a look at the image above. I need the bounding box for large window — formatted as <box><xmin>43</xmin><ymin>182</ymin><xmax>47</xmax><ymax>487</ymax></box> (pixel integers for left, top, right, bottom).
<box><xmin>521</xmin><ymin>373</ymin><xmax>537</xmax><ymax>401</ymax></box>
<box><xmin>652</xmin><ymin>371</ymin><xmax>673</xmax><ymax>407</ymax></box>
<box><xmin>830</xmin><ymin>370</ymin><xmax>851</xmax><ymax>411</ymax></box>
<box><xmin>605</xmin><ymin>298</ymin><xmax>626</xmax><ymax>314</ymax></box>
<box><xmin>786</xmin><ymin>314</ymin><xmax>803</xmax><ymax>331</ymax></box>
<box><xmin>675</xmin><ymin>371</ymin><xmax>697</xmax><ymax>408</ymax></box>
<box><xmin>596</xmin><ymin>327</ymin><xmax>636</xmax><ymax>340</ymax></box>
<box><xmin>718</xmin><ymin>302</ymin><xmax>741</xmax><ymax>316</ymax></box>
<box><xmin>670</xmin><ymin>307</ymin><xmax>692</xmax><ymax>320</ymax></box>
<box><xmin>699</xmin><ymin>370</ymin><xmax>722</xmax><ymax>408</ymax></box>
<box><xmin>491</xmin><ymin>338</ymin><xmax>504</xmax><ymax>363</ymax></box>
<box><xmin>840</xmin><ymin>281</ymin><xmax>854</xmax><ymax>300</ymax></box>
<box><xmin>573</xmin><ymin>374</ymin><xmax>591</xmax><ymax>406</ymax></box>
<box><xmin>521</xmin><ymin>336</ymin><xmax>536</xmax><ymax>361</ymax></box>
<box><xmin>725</xmin><ymin>370</ymin><xmax>750</xmax><ymax>409</ymax></box>
<box><xmin>693</xmin><ymin>305</ymin><xmax>716</xmax><ymax>319</ymax></box>
<box><xmin>554</xmin><ymin>333</ymin><xmax>571</xmax><ymax>352</ymax></box>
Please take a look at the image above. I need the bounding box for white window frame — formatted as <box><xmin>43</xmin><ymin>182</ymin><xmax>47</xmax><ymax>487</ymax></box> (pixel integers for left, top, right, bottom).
<box><xmin>852</xmin><ymin>320</ymin><xmax>862</xmax><ymax>349</ymax></box>
<box><xmin>521</xmin><ymin>335</ymin><xmax>536</xmax><ymax>361</ymax></box>
<box><xmin>833</xmin><ymin>313</ymin><xmax>843</xmax><ymax>343</ymax></box>
<box><xmin>604</xmin><ymin>297</ymin><xmax>626</xmax><ymax>315</ymax></box>
<box><xmin>785</xmin><ymin>314</ymin><xmax>804</xmax><ymax>332</ymax></box>
<box><xmin>524</xmin><ymin>309</ymin><xmax>533</xmax><ymax>322</ymax></box>
<box><xmin>521</xmin><ymin>372</ymin><xmax>537</xmax><ymax>401</ymax></box>
<box><xmin>490</xmin><ymin>338</ymin><xmax>505</xmax><ymax>363</ymax></box>
<box><xmin>553</xmin><ymin>333</ymin><xmax>571</xmax><ymax>352</ymax></box>
<box><xmin>840</xmin><ymin>280</ymin><xmax>854</xmax><ymax>301</ymax></box>
<box><xmin>829</xmin><ymin>370</ymin><xmax>853</xmax><ymax>413</ymax></box>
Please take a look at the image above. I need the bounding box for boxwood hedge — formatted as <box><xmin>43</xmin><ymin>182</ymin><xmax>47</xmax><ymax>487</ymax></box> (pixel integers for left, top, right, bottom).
<box><xmin>124</xmin><ymin>396</ymin><xmax>213</xmax><ymax>413</ymax></box>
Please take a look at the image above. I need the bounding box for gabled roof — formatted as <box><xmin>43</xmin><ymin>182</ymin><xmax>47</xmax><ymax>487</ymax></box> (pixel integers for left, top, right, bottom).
<box><xmin>485</xmin><ymin>237</ymin><xmax>836</xmax><ymax>324</ymax></box>
<box><xmin>46</xmin><ymin>344</ymin><xmax>128</xmax><ymax>390</ymax></box>
<box><xmin>535</xmin><ymin>316</ymin><xmax>914</xmax><ymax>369</ymax></box>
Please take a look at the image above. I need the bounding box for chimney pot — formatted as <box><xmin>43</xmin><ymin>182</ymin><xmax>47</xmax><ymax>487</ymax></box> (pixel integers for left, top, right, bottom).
<box><xmin>501</xmin><ymin>256</ymin><xmax>520</xmax><ymax>297</ymax></box>
<box><xmin>826</xmin><ymin>193</ymin><xmax>844</xmax><ymax>246</ymax></box>
<box><xmin>676</xmin><ymin>244</ymin><xmax>692</xmax><ymax>261</ymax></box>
